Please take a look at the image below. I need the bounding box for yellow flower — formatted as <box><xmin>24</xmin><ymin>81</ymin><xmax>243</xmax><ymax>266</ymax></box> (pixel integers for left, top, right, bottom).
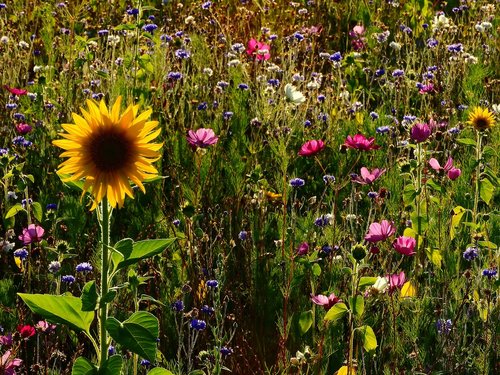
<box><xmin>53</xmin><ymin>97</ymin><xmax>162</xmax><ymax>210</ymax></box>
<box><xmin>468</xmin><ymin>106</ymin><xmax>495</xmax><ymax>131</ymax></box>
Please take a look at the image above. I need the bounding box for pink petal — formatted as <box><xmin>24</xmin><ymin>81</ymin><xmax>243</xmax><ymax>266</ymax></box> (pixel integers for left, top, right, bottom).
<box><xmin>429</xmin><ymin>158</ymin><xmax>441</xmax><ymax>171</ymax></box>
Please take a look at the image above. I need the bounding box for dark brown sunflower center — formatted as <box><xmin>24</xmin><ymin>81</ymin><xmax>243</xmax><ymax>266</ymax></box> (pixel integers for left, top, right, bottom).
<box><xmin>88</xmin><ymin>128</ymin><xmax>134</xmax><ymax>172</ymax></box>
<box><xmin>474</xmin><ymin>117</ymin><xmax>489</xmax><ymax>130</ymax></box>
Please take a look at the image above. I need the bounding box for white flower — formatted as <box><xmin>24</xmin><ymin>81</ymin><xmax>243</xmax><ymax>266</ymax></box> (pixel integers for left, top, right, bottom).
<box><xmin>18</xmin><ymin>40</ymin><xmax>29</xmax><ymax>48</ymax></box>
<box><xmin>432</xmin><ymin>14</ymin><xmax>451</xmax><ymax>32</ymax></box>
<box><xmin>492</xmin><ymin>104</ymin><xmax>500</xmax><ymax>115</ymax></box>
<box><xmin>373</xmin><ymin>277</ymin><xmax>389</xmax><ymax>293</ymax></box>
<box><xmin>306</xmin><ymin>80</ymin><xmax>320</xmax><ymax>90</ymax></box>
<box><xmin>0</xmin><ymin>36</ymin><xmax>9</xmax><ymax>44</ymax></box>
<box><xmin>203</xmin><ymin>67</ymin><xmax>213</xmax><ymax>76</ymax></box>
<box><xmin>184</xmin><ymin>15</ymin><xmax>195</xmax><ymax>24</ymax></box>
<box><xmin>390</xmin><ymin>41</ymin><xmax>401</xmax><ymax>50</ymax></box>
<box><xmin>227</xmin><ymin>59</ymin><xmax>241</xmax><ymax>67</ymax></box>
<box><xmin>284</xmin><ymin>83</ymin><xmax>306</xmax><ymax>105</ymax></box>
<box><xmin>475</xmin><ymin>23</ymin><xmax>485</xmax><ymax>32</ymax></box>
<box><xmin>107</xmin><ymin>35</ymin><xmax>120</xmax><ymax>46</ymax></box>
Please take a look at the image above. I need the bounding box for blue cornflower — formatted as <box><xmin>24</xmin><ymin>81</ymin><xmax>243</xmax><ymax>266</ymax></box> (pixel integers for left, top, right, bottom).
<box><xmin>267</xmin><ymin>79</ymin><xmax>280</xmax><ymax>86</ymax></box>
<box><xmin>457</xmin><ymin>104</ymin><xmax>468</xmax><ymax>111</ymax></box>
<box><xmin>289</xmin><ymin>178</ymin><xmax>305</xmax><ymax>187</ymax></box>
<box><xmin>142</xmin><ymin>24</ymin><xmax>158</xmax><ymax>33</ymax></box>
<box><xmin>197</xmin><ymin>102</ymin><xmax>208</xmax><ymax>111</ymax></box>
<box><xmin>447</xmin><ymin>43</ymin><xmax>463</xmax><ymax>53</ymax></box>
<box><xmin>223</xmin><ymin>111</ymin><xmax>233</xmax><ymax>120</ymax></box>
<box><xmin>21</xmin><ymin>198</ymin><xmax>33</xmax><ymax>208</ymax></box>
<box><xmin>6</xmin><ymin>103</ymin><xmax>18</xmax><ymax>110</ymax></box>
<box><xmin>190</xmin><ymin>319</ymin><xmax>207</xmax><ymax>330</ymax></box>
<box><xmin>463</xmin><ymin>246</ymin><xmax>479</xmax><ymax>261</ymax></box>
<box><xmin>126</xmin><ymin>8</ymin><xmax>139</xmax><ymax>15</ymax></box>
<box><xmin>14</xmin><ymin>248</ymin><xmax>29</xmax><ymax>260</ymax></box>
<box><xmin>167</xmin><ymin>71</ymin><xmax>183</xmax><ymax>81</ymax></box>
<box><xmin>62</xmin><ymin>275</ymin><xmax>76</xmax><ymax>284</ymax></box>
<box><xmin>317</xmin><ymin>94</ymin><xmax>326</xmax><ymax>103</ymax></box>
<box><xmin>323</xmin><ymin>175</ymin><xmax>336</xmax><ymax>184</ymax></box>
<box><xmin>293</xmin><ymin>32</ymin><xmax>304</xmax><ymax>41</ymax></box>
<box><xmin>217</xmin><ymin>81</ymin><xmax>229</xmax><ymax>89</ymax></box>
<box><xmin>48</xmin><ymin>261</ymin><xmax>61</xmax><ymax>273</ymax></box>
<box><xmin>175</xmin><ymin>49</ymin><xmax>190</xmax><ymax>59</ymax></box>
<box><xmin>160</xmin><ymin>34</ymin><xmax>173</xmax><ymax>42</ymax></box>
<box><xmin>206</xmin><ymin>280</ymin><xmax>218</xmax><ymax>288</ymax></box>
<box><xmin>46</xmin><ymin>203</ymin><xmax>57</xmax><ymax>211</ymax></box>
<box><xmin>314</xmin><ymin>214</ymin><xmax>332</xmax><ymax>227</ymax></box>
<box><xmin>76</xmin><ymin>262</ymin><xmax>93</xmax><ymax>273</ymax></box>
<box><xmin>97</xmin><ymin>29</ymin><xmax>109</xmax><ymax>36</ymax></box>
<box><xmin>172</xmin><ymin>219</ymin><xmax>180</xmax><ymax>226</ymax></box>
<box><xmin>171</xmin><ymin>300</ymin><xmax>184</xmax><ymax>312</ymax></box>
<box><xmin>482</xmin><ymin>268</ymin><xmax>497</xmax><ymax>279</ymax></box>
<box><xmin>329</xmin><ymin>52</ymin><xmax>342</xmax><ymax>62</ymax></box>
<box><xmin>201</xmin><ymin>305</ymin><xmax>215</xmax><ymax>315</ymax></box>
<box><xmin>427</xmin><ymin>38</ymin><xmax>438</xmax><ymax>48</ymax></box>
<box><xmin>375</xmin><ymin>68</ymin><xmax>385</xmax><ymax>77</ymax></box>
<box><xmin>0</xmin><ymin>148</ymin><xmax>8</xmax><ymax>156</ymax></box>
<box><xmin>238</xmin><ymin>83</ymin><xmax>249</xmax><ymax>90</ymax></box>
<box><xmin>320</xmin><ymin>244</ymin><xmax>332</xmax><ymax>256</ymax></box>
<box><xmin>367</xmin><ymin>191</ymin><xmax>379</xmax><ymax>199</ymax></box>
<box><xmin>13</xmin><ymin>113</ymin><xmax>25</xmax><ymax>121</ymax></box>
<box><xmin>140</xmin><ymin>359</ymin><xmax>150</xmax><ymax>367</ymax></box>
<box><xmin>238</xmin><ymin>231</ymin><xmax>248</xmax><ymax>240</ymax></box>
<box><xmin>108</xmin><ymin>346</ymin><xmax>116</xmax><ymax>356</ymax></box>
<box><xmin>436</xmin><ymin>319</ymin><xmax>452</xmax><ymax>334</ymax></box>
<box><xmin>370</xmin><ymin>111</ymin><xmax>379</xmax><ymax>120</ymax></box>
<box><xmin>220</xmin><ymin>346</ymin><xmax>233</xmax><ymax>356</ymax></box>
<box><xmin>392</xmin><ymin>69</ymin><xmax>404</xmax><ymax>77</ymax></box>
<box><xmin>201</xmin><ymin>1</ymin><xmax>212</xmax><ymax>9</ymax></box>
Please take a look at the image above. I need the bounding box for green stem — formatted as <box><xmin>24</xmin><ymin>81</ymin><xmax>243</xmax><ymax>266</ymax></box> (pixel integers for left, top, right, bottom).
<box><xmin>473</xmin><ymin>132</ymin><xmax>482</xmax><ymax>229</ymax></box>
<box><xmin>99</xmin><ymin>198</ymin><xmax>111</xmax><ymax>366</ymax></box>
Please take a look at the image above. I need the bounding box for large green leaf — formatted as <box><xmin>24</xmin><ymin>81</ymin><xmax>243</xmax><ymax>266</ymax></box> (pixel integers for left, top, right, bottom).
<box><xmin>479</xmin><ymin>178</ymin><xmax>495</xmax><ymax>206</ymax></box>
<box><xmin>324</xmin><ymin>303</ymin><xmax>348</xmax><ymax>322</ymax></box>
<box><xmin>148</xmin><ymin>369</ymin><xmax>175</xmax><ymax>375</ymax></box>
<box><xmin>81</xmin><ymin>281</ymin><xmax>98</xmax><ymax>311</ymax></box>
<box><xmin>106</xmin><ymin>311</ymin><xmax>159</xmax><ymax>361</ymax></box>
<box><xmin>18</xmin><ymin>293</ymin><xmax>94</xmax><ymax>333</ymax></box>
<box><xmin>72</xmin><ymin>356</ymin><xmax>97</xmax><ymax>375</ymax></box>
<box><xmin>350</xmin><ymin>295</ymin><xmax>364</xmax><ymax>318</ymax></box>
<box><xmin>357</xmin><ymin>325</ymin><xmax>377</xmax><ymax>352</ymax></box>
<box><xmin>359</xmin><ymin>277</ymin><xmax>377</xmax><ymax>289</ymax></box>
<box><xmin>99</xmin><ymin>355</ymin><xmax>123</xmax><ymax>375</ymax></box>
<box><xmin>298</xmin><ymin>310</ymin><xmax>313</xmax><ymax>335</ymax></box>
<box><xmin>115</xmin><ymin>238</ymin><xmax>176</xmax><ymax>270</ymax></box>
<box><xmin>32</xmin><ymin>202</ymin><xmax>43</xmax><ymax>222</ymax></box>
<box><xmin>450</xmin><ymin>206</ymin><xmax>466</xmax><ymax>240</ymax></box>
<box><xmin>5</xmin><ymin>203</ymin><xmax>25</xmax><ymax>219</ymax></box>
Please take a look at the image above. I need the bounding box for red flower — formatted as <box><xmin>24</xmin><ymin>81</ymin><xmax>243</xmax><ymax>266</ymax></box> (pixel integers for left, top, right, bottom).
<box><xmin>344</xmin><ymin>134</ymin><xmax>380</xmax><ymax>151</ymax></box>
<box><xmin>246</xmin><ymin>38</ymin><xmax>271</xmax><ymax>61</ymax></box>
<box><xmin>3</xmin><ymin>85</ymin><xmax>28</xmax><ymax>96</ymax></box>
<box><xmin>17</xmin><ymin>324</ymin><xmax>36</xmax><ymax>340</ymax></box>
<box><xmin>298</xmin><ymin>140</ymin><xmax>325</xmax><ymax>157</ymax></box>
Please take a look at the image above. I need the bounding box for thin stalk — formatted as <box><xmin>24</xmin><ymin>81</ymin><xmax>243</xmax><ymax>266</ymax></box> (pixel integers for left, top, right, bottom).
<box><xmin>473</xmin><ymin>132</ymin><xmax>482</xmax><ymax>228</ymax></box>
<box><xmin>99</xmin><ymin>198</ymin><xmax>111</xmax><ymax>366</ymax></box>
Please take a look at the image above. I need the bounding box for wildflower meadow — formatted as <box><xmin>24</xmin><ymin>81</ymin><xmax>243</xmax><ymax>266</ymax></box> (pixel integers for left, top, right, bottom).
<box><xmin>1</xmin><ymin>1</ymin><xmax>499</xmax><ymax>374</ymax></box>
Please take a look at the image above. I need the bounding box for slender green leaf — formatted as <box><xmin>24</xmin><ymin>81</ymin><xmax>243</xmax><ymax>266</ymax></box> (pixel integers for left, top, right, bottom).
<box><xmin>350</xmin><ymin>296</ymin><xmax>364</xmax><ymax>318</ymax></box>
<box><xmin>479</xmin><ymin>178</ymin><xmax>495</xmax><ymax>205</ymax></box>
<box><xmin>31</xmin><ymin>202</ymin><xmax>43</xmax><ymax>222</ymax></box>
<box><xmin>324</xmin><ymin>303</ymin><xmax>348</xmax><ymax>322</ymax></box>
<box><xmin>312</xmin><ymin>263</ymin><xmax>321</xmax><ymax>277</ymax></box>
<box><xmin>18</xmin><ymin>293</ymin><xmax>94</xmax><ymax>333</ymax></box>
<box><xmin>298</xmin><ymin>310</ymin><xmax>313</xmax><ymax>335</ymax></box>
<box><xmin>450</xmin><ymin>206</ymin><xmax>466</xmax><ymax>240</ymax></box>
<box><xmin>5</xmin><ymin>204</ymin><xmax>25</xmax><ymax>219</ymax></box>
<box><xmin>106</xmin><ymin>311</ymin><xmax>159</xmax><ymax>361</ymax></box>
<box><xmin>359</xmin><ymin>277</ymin><xmax>377</xmax><ymax>288</ymax></box>
<box><xmin>456</xmin><ymin>138</ymin><xmax>476</xmax><ymax>146</ymax></box>
<box><xmin>116</xmin><ymin>238</ymin><xmax>176</xmax><ymax>270</ymax></box>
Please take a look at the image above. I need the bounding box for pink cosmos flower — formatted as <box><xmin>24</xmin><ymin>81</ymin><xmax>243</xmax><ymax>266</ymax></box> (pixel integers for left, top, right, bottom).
<box><xmin>352</xmin><ymin>167</ymin><xmax>385</xmax><ymax>185</ymax></box>
<box><xmin>296</xmin><ymin>242</ymin><xmax>309</xmax><ymax>256</ymax></box>
<box><xmin>310</xmin><ymin>292</ymin><xmax>342</xmax><ymax>310</ymax></box>
<box><xmin>387</xmin><ymin>271</ymin><xmax>406</xmax><ymax>294</ymax></box>
<box><xmin>0</xmin><ymin>350</ymin><xmax>22</xmax><ymax>375</ymax></box>
<box><xmin>186</xmin><ymin>128</ymin><xmax>219</xmax><ymax>149</ymax></box>
<box><xmin>410</xmin><ymin>123</ymin><xmax>431</xmax><ymax>143</ymax></box>
<box><xmin>352</xmin><ymin>25</ymin><xmax>365</xmax><ymax>36</ymax></box>
<box><xmin>365</xmin><ymin>220</ymin><xmax>396</xmax><ymax>243</ymax></box>
<box><xmin>419</xmin><ymin>83</ymin><xmax>435</xmax><ymax>94</ymax></box>
<box><xmin>18</xmin><ymin>224</ymin><xmax>45</xmax><ymax>245</ymax></box>
<box><xmin>392</xmin><ymin>236</ymin><xmax>416</xmax><ymax>256</ymax></box>
<box><xmin>344</xmin><ymin>134</ymin><xmax>380</xmax><ymax>151</ymax></box>
<box><xmin>246</xmin><ymin>38</ymin><xmax>271</xmax><ymax>61</ymax></box>
<box><xmin>3</xmin><ymin>85</ymin><xmax>28</xmax><ymax>96</ymax></box>
<box><xmin>298</xmin><ymin>140</ymin><xmax>325</xmax><ymax>157</ymax></box>
<box><xmin>35</xmin><ymin>320</ymin><xmax>56</xmax><ymax>333</ymax></box>
<box><xmin>0</xmin><ymin>334</ymin><xmax>13</xmax><ymax>347</ymax></box>
<box><xmin>15</xmin><ymin>123</ymin><xmax>32</xmax><ymax>135</ymax></box>
<box><xmin>429</xmin><ymin>157</ymin><xmax>461</xmax><ymax>180</ymax></box>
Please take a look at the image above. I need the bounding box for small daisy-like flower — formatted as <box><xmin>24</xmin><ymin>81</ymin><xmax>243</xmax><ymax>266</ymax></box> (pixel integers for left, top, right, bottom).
<box><xmin>52</xmin><ymin>97</ymin><xmax>162</xmax><ymax>210</ymax></box>
<box><xmin>467</xmin><ymin>107</ymin><xmax>495</xmax><ymax>131</ymax></box>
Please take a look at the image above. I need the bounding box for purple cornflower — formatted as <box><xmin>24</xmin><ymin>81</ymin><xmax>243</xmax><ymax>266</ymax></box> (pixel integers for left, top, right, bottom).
<box><xmin>217</xmin><ymin>81</ymin><xmax>229</xmax><ymax>89</ymax></box>
<box><xmin>436</xmin><ymin>319</ymin><xmax>452</xmax><ymax>334</ymax></box>
<box><xmin>223</xmin><ymin>111</ymin><xmax>233</xmax><ymax>120</ymax></box>
<box><xmin>323</xmin><ymin>175</ymin><xmax>336</xmax><ymax>184</ymax></box>
<box><xmin>201</xmin><ymin>305</ymin><xmax>215</xmax><ymax>315</ymax></box>
<box><xmin>462</xmin><ymin>246</ymin><xmax>479</xmax><ymax>261</ymax></box>
<box><xmin>375</xmin><ymin>68</ymin><xmax>385</xmax><ymax>77</ymax></box>
<box><xmin>238</xmin><ymin>231</ymin><xmax>248</xmax><ymax>240</ymax></box>
<box><xmin>267</xmin><ymin>79</ymin><xmax>280</xmax><ymax>86</ymax></box>
<box><xmin>317</xmin><ymin>94</ymin><xmax>326</xmax><ymax>103</ymax></box>
<box><xmin>126</xmin><ymin>7</ymin><xmax>139</xmax><ymax>16</ymax></box>
<box><xmin>427</xmin><ymin>38</ymin><xmax>438</xmax><ymax>48</ymax></box>
<box><xmin>293</xmin><ymin>32</ymin><xmax>304</xmax><ymax>41</ymax></box>
<box><xmin>329</xmin><ymin>52</ymin><xmax>342</xmax><ymax>62</ymax></box>
<box><xmin>392</xmin><ymin>69</ymin><xmax>404</xmax><ymax>77</ymax></box>
<box><xmin>13</xmin><ymin>113</ymin><xmax>25</xmax><ymax>121</ymax></box>
<box><xmin>48</xmin><ymin>261</ymin><xmax>61</xmax><ymax>273</ymax></box>
<box><xmin>190</xmin><ymin>319</ymin><xmax>207</xmax><ymax>330</ymax></box>
<box><xmin>220</xmin><ymin>346</ymin><xmax>233</xmax><ymax>356</ymax></box>
<box><xmin>206</xmin><ymin>280</ymin><xmax>218</xmax><ymax>288</ymax></box>
<box><xmin>197</xmin><ymin>102</ymin><xmax>208</xmax><ymax>111</ymax></box>
<box><xmin>175</xmin><ymin>49</ymin><xmax>190</xmax><ymax>59</ymax></box>
<box><xmin>370</xmin><ymin>111</ymin><xmax>379</xmax><ymax>120</ymax></box>
<box><xmin>76</xmin><ymin>262</ymin><xmax>93</xmax><ymax>273</ymax></box>
<box><xmin>482</xmin><ymin>268</ymin><xmax>497</xmax><ymax>279</ymax></box>
<box><xmin>201</xmin><ymin>1</ymin><xmax>212</xmax><ymax>9</ymax></box>
<box><xmin>167</xmin><ymin>71</ymin><xmax>183</xmax><ymax>81</ymax></box>
<box><xmin>289</xmin><ymin>178</ymin><xmax>305</xmax><ymax>187</ymax></box>
<box><xmin>61</xmin><ymin>275</ymin><xmax>76</xmax><ymax>284</ymax></box>
<box><xmin>13</xmin><ymin>248</ymin><xmax>29</xmax><ymax>260</ymax></box>
<box><xmin>171</xmin><ymin>300</ymin><xmax>184</xmax><ymax>312</ymax></box>
<box><xmin>447</xmin><ymin>43</ymin><xmax>463</xmax><ymax>53</ymax></box>
<box><xmin>142</xmin><ymin>24</ymin><xmax>158</xmax><ymax>33</ymax></box>
<box><xmin>314</xmin><ymin>214</ymin><xmax>332</xmax><ymax>227</ymax></box>
<box><xmin>238</xmin><ymin>83</ymin><xmax>249</xmax><ymax>90</ymax></box>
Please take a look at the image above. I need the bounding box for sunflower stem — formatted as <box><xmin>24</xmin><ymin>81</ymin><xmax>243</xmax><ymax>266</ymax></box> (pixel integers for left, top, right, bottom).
<box><xmin>473</xmin><ymin>131</ymin><xmax>482</xmax><ymax>230</ymax></box>
<box><xmin>99</xmin><ymin>197</ymin><xmax>111</xmax><ymax>367</ymax></box>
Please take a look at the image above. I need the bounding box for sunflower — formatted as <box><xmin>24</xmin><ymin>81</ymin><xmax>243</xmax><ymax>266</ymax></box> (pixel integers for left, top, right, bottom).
<box><xmin>468</xmin><ymin>106</ymin><xmax>495</xmax><ymax>131</ymax></box>
<box><xmin>53</xmin><ymin>97</ymin><xmax>162</xmax><ymax>210</ymax></box>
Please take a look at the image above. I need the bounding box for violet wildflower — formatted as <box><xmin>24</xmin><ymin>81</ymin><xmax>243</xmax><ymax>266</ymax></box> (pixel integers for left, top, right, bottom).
<box><xmin>223</xmin><ymin>111</ymin><xmax>233</xmax><ymax>120</ymax></box>
<box><xmin>76</xmin><ymin>262</ymin><xmax>93</xmax><ymax>273</ymax></box>
<box><xmin>323</xmin><ymin>175</ymin><xmax>335</xmax><ymax>184</ymax></box>
<box><xmin>175</xmin><ymin>49</ymin><xmax>190</xmax><ymax>59</ymax></box>
<box><xmin>171</xmin><ymin>300</ymin><xmax>184</xmax><ymax>312</ymax></box>
<box><xmin>46</xmin><ymin>203</ymin><xmax>57</xmax><ymax>211</ymax></box>
<box><xmin>238</xmin><ymin>83</ymin><xmax>249</xmax><ymax>90</ymax></box>
<box><xmin>13</xmin><ymin>248</ymin><xmax>29</xmax><ymax>260</ymax></box>
<box><xmin>140</xmin><ymin>359</ymin><xmax>150</xmax><ymax>367</ymax></box>
<box><xmin>167</xmin><ymin>71</ymin><xmax>183</xmax><ymax>81</ymax></box>
<box><xmin>108</xmin><ymin>346</ymin><xmax>116</xmax><ymax>356</ymax></box>
<box><xmin>48</xmin><ymin>261</ymin><xmax>61</xmax><ymax>273</ymax></box>
<box><xmin>206</xmin><ymin>280</ymin><xmax>218</xmax><ymax>288</ymax></box>
<box><xmin>482</xmin><ymin>268</ymin><xmax>497</xmax><ymax>279</ymax></box>
<box><xmin>238</xmin><ymin>231</ymin><xmax>248</xmax><ymax>240</ymax></box>
<box><xmin>289</xmin><ymin>178</ymin><xmax>305</xmax><ymax>187</ymax></box>
<box><xmin>220</xmin><ymin>346</ymin><xmax>233</xmax><ymax>356</ymax></box>
<box><xmin>142</xmin><ymin>24</ymin><xmax>158</xmax><ymax>33</ymax></box>
<box><xmin>314</xmin><ymin>214</ymin><xmax>332</xmax><ymax>227</ymax></box>
<box><xmin>201</xmin><ymin>305</ymin><xmax>215</xmax><ymax>315</ymax></box>
<box><xmin>190</xmin><ymin>319</ymin><xmax>207</xmax><ymax>330</ymax></box>
<box><xmin>61</xmin><ymin>275</ymin><xmax>76</xmax><ymax>284</ymax></box>
<box><xmin>172</xmin><ymin>219</ymin><xmax>180</xmax><ymax>226</ymax></box>
<box><xmin>329</xmin><ymin>52</ymin><xmax>342</xmax><ymax>62</ymax></box>
<box><xmin>392</xmin><ymin>69</ymin><xmax>404</xmax><ymax>77</ymax></box>
<box><xmin>436</xmin><ymin>319</ymin><xmax>452</xmax><ymax>334</ymax></box>
<box><xmin>463</xmin><ymin>246</ymin><xmax>479</xmax><ymax>261</ymax></box>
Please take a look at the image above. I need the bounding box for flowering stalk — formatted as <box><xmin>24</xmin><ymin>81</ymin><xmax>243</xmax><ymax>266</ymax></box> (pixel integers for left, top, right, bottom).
<box><xmin>98</xmin><ymin>197</ymin><xmax>111</xmax><ymax>366</ymax></box>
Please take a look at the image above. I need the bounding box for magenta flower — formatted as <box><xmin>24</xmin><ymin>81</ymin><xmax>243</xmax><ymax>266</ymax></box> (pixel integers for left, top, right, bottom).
<box><xmin>410</xmin><ymin>122</ymin><xmax>431</xmax><ymax>143</ymax></box>
<box><xmin>246</xmin><ymin>38</ymin><xmax>271</xmax><ymax>61</ymax></box>
<box><xmin>186</xmin><ymin>128</ymin><xmax>219</xmax><ymax>149</ymax></box>
<box><xmin>365</xmin><ymin>220</ymin><xmax>396</xmax><ymax>243</ymax></box>
<box><xmin>344</xmin><ymin>134</ymin><xmax>380</xmax><ymax>151</ymax></box>
<box><xmin>15</xmin><ymin>123</ymin><xmax>32</xmax><ymax>135</ymax></box>
<box><xmin>419</xmin><ymin>83</ymin><xmax>435</xmax><ymax>94</ymax></box>
<box><xmin>18</xmin><ymin>224</ymin><xmax>45</xmax><ymax>245</ymax></box>
<box><xmin>352</xmin><ymin>167</ymin><xmax>385</xmax><ymax>185</ymax></box>
<box><xmin>0</xmin><ymin>350</ymin><xmax>22</xmax><ymax>375</ymax></box>
<box><xmin>296</xmin><ymin>242</ymin><xmax>309</xmax><ymax>256</ymax></box>
<box><xmin>387</xmin><ymin>271</ymin><xmax>406</xmax><ymax>294</ymax></box>
<box><xmin>3</xmin><ymin>85</ymin><xmax>28</xmax><ymax>96</ymax></box>
<box><xmin>393</xmin><ymin>236</ymin><xmax>416</xmax><ymax>256</ymax></box>
<box><xmin>429</xmin><ymin>157</ymin><xmax>461</xmax><ymax>180</ymax></box>
<box><xmin>0</xmin><ymin>334</ymin><xmax>13</xmax><ymax>347</ymax></box>
<box><xmin>298</xmin><ymin>140</ymin><xmax>325</xmax><ymax>157</ymax></box>
<box><xmin>310</xmin><ymin>292</ymin><xmax>342</xmax><ymax>310</ymax></box>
